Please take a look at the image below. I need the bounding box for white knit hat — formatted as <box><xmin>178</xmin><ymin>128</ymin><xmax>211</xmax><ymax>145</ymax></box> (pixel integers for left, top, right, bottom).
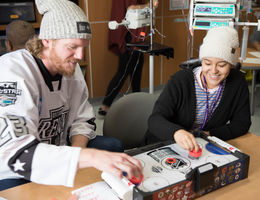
<box><xmin>35</xmin><ymin>0</ymin><xmax>91</xmax><ymax>40</ymax></box>
<box><xmin>199</xmin><ymin>26</ymin><xmax>239</xmax><ymax>66</ymax></box>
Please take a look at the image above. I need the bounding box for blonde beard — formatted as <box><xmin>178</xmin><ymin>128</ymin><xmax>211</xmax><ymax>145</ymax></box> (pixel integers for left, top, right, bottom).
<box><xmin>58</xmin><ymin>64</ymin><xmax>76</xmax><ymax>77</ymax></box>
<box><xmin>49</xmin><ymin>46</ymin><xmax>77</xmax><ymax>77</ymax></box>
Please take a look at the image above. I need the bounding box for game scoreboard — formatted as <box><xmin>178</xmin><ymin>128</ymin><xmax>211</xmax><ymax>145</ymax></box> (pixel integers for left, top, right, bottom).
<box><xmin>192</xmin><ymin>17</ymin><xmax>233</xmax><ymax>30</ymax></box>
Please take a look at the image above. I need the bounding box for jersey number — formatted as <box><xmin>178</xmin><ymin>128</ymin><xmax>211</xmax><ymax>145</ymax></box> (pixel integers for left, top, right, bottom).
<box><xmin>7</xmin><ymin>115</ymin><xmax>29</xmax><ymax>137</ymax></box>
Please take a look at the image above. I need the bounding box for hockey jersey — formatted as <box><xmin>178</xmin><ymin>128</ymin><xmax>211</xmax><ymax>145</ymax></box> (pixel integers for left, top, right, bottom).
<box><xmin>0</xmin><ymin>49</ymin><xmax>96</xmax><ymax>187</ymax></box>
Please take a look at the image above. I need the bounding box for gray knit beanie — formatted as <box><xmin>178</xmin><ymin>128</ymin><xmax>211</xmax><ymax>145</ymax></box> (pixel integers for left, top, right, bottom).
<box><xmin>35</xmin><ymin>0</ymin><xmax>91</xmax><ymax>40</ymax></box>
<box><xmin>199</xmin><ymin>26</ymin><xmax>239</xmax><ymax>66</ymax></box>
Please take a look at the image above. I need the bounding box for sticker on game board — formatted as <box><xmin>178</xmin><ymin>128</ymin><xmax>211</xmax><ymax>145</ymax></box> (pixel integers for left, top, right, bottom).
<box><xmin>161</xmin><ymin>155</ymin><xmax>191</xmax><ymax>171</ymax></box>
<box><xmin>206</xmin><ymin>143</ymin><xmax>230</xmax><ymax>155</ymax></box>
<box><xmin>142</xmin><ymin>176</ymin><xmax>169</xmax><ymax>191</ymax></box>
<box><xmin>205</xmin><ymin>155</ymin><xmax>230</xmax><ymax>166</ymax></box>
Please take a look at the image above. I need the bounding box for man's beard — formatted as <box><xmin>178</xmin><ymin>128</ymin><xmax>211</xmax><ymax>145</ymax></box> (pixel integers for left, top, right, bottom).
<box><xmin>49</xmin><ymin>47</ymin><xmax>77</xmax><ymax>77</ymax></box>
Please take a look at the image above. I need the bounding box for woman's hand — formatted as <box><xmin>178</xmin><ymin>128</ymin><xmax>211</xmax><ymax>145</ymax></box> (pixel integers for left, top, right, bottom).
<box><xmin>174</xmin><ymin>129</ymin><xmax>200</xmax><ymax>152</ymax></box>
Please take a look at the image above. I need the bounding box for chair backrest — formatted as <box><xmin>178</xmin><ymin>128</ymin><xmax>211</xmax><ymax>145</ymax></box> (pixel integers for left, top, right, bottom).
<box><xmin>103</xmin><ymin>92</ymin><xmax>158</xmax><ymax>150</ymax></box>
<box><xmin>179</xmin><ymin>58</ymin><xmax>201</xmax><ymax>70</ymax></box>
<box><xmin>179</xmin><ymin>58</ymin><xmax>241</xmax><ymax>70</ymax></box>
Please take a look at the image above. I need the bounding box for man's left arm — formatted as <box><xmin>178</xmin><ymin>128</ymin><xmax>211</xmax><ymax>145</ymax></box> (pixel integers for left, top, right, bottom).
<box><xmin>68</xmin><ymin>66</ymin><xmax>97</xmax><ymax>146</ymax></box>
<box><xmin>71</xmin><ymin>134</ymin><xmax>89</xmax><ymax>148</ymax></box>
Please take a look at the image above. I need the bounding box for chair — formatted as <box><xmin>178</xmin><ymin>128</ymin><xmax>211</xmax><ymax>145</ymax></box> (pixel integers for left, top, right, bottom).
<box><xmin>103</xmin><ymin>92</ymin><xmax>158</xmax><ymax>150</ymax></box>
<box><xmin>179</xmin><ymin>58</ymin><xmax>201</xmax><ymax>70</ymax></box>
<box><xmin>179</xmin><ymin>58</ymin><xmax>241</xmax><ymax>70</ymax></box>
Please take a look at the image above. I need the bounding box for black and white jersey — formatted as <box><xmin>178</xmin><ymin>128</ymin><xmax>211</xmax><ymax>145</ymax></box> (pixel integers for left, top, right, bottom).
<box><xmin>0</xmin><ymin>49</ymin><xmax>96</xmax><ymax>187</ymax></box>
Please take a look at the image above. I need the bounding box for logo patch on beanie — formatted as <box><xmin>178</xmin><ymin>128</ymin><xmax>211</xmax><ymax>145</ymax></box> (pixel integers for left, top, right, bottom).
<box><xmin>77</xmin><ymin>22</ymin><xmax>91</xmax><ymax>34</ymax></box>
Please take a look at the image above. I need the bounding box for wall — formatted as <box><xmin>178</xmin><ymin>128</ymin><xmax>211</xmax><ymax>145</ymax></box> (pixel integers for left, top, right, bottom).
<box><xmin>84</xmin><ymin>0</ymin><xmax>196</xmax><ymax>98</ymax></box>
<box><xmin>0</xmin><ymin>1</ymin><xmax>259</xmax><ymax>98</ymax></box>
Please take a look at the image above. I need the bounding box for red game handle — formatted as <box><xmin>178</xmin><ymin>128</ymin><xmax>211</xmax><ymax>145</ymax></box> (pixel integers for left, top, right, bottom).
<box><xmin>128</xmin><ymin>174</ymin><xmax>144</xmax><ymax>186</ymax></box>
<box><xmin>123</xmin><ymin>171</ymin><xmax>144</xmax><ymax>186</ymax></box>
<box><xmin>189</xmin><ymin>147</ymin><xmax>202</xmax><ymax>159</ymax></box>
<box><xmin>166</xmin><ymin>157</ymin><xmax>176</xmax><ymax>164</ymax></box>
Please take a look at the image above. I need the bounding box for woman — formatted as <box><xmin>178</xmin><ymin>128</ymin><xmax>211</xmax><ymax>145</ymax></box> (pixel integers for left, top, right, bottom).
<box><xmin>145</xmin><ymin>26</ymin><xmax>251</xmax><ymax>152</ymax></box>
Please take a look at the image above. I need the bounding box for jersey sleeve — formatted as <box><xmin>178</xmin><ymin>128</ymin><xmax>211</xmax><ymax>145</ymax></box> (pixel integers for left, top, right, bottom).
<box><xmin>67</xmin><ymin>66</ymin><xmax>97</xmax><ymax>141</ymax></box>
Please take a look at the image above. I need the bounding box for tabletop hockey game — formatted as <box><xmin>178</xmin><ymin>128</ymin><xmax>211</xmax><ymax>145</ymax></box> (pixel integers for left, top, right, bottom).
<box><xmin>128</xmin><ymin>133</ymin><xmax>249</xmax><ymax>200</ymax></box>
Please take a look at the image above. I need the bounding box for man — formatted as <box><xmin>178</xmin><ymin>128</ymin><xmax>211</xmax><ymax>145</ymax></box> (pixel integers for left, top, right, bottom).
<box><xmin>0</xmin><ymin>0</ymin><xmax>142</xmax><ymax>191</ymax></box>
<box><xmin>5</xmin><ymin>20</ymin><xmax>35</xmax><ymax>52</ymax></box>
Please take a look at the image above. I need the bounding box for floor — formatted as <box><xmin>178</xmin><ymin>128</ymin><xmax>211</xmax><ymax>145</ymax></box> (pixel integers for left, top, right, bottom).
<box><xmin>89</xmin><ymin>86</ymin><xmax>260</xmax><ymax>137</ymax></box>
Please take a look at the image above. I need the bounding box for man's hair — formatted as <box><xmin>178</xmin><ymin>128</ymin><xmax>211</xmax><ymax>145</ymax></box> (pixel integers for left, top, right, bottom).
<box><xmin>25</xmin><ymin>35</ymin><xmax>44</xmax><ymax>58</ymax></box>
<box><xmin>6</xmin><ymin>20</ymin><xmax>35</xmax><ymax>51</ymax></box>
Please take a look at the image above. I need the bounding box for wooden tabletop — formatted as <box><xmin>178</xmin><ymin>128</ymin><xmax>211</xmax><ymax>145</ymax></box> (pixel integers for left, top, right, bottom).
<box><xmin>0</xmin><ymin>168</ymin><xmax>102</xmax><ymax>200</ymax></box>
<box><xmin>1</xmin><ymin>133</ymin><xmax>260</xmax><ymax>200</ymax></box>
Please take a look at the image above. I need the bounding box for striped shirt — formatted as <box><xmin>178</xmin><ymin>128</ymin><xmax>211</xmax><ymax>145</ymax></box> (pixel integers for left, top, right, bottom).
<box><xmin>192</xmin><ymin>67</ymin><xmax>225</xmax><ymax>130</ymax></box>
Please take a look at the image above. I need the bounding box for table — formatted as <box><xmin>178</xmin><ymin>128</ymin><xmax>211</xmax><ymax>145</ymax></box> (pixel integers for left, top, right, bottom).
<box><xmin>241</xmin><ymin>48</ymin><xmax>260</xmax><ymax>115</ymax></box>
<box><xmin>1</xmin><ymin>133</ymin><xmax>260</xmax><ymax>200</ymax></box>
<box><xmin>0</xmin><ymin>167</ymin><xmax>102</xmax><ymax>200</ymax></box>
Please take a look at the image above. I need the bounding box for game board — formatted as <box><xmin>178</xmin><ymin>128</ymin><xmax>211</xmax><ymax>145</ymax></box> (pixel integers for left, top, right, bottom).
<box><xmin>128</xmin><ymin>134</ymin><xmax>249</xmax><ymax>200</ymax></box>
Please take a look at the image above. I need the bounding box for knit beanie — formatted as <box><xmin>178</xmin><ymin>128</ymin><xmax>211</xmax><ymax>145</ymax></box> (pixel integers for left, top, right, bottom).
<box><xmin>199</xmin><ymin>26</ymin><xmax>239</xmax><ymax>66</ymax></box>
<box><xmin>35</xmin><ymin>0</ymin><xmax>91</xmax><ymax>40</ymax></box>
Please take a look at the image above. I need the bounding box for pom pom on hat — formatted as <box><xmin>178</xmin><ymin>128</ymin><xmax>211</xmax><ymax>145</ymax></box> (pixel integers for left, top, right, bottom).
<box><xmin>35</xmin><ymin>0</ymin><xmax>91</xmax><ymax>40</ymax></box>
<box><xmin>199</xmin><ymin>26</ymin><xmax>239</xmax><ymax>66</ymax></box>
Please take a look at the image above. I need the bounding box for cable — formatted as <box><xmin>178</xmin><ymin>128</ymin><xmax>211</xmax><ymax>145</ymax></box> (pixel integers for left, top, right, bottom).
<box><xmin>124</xmin><ymin>51</ymin><xmax>141</xmax><ymax>95</ymax></box>
<box><xmin>154</xmin><ymin>27</ymin><xmax>166</xmax><ymax>38</ymax></box>
<box><xmin>126</xmin><ymin>26</ymin><xmax>151</xmax><ymax>40</ymax></box>
<box><xmin>104</xmin><ymin>50</ymin><xmax>134</xmax><ymax>99</ymax></box>
<box><xmin>184</xmin><ymin>7</ymin><xmax>199</xmax><ymax>58</ymax></box>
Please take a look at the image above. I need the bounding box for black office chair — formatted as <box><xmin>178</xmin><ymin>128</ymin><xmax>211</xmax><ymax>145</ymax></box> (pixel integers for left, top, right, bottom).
<box><xmin>179</xmin><ymin>58</ymin><xmax>201</xmax><ymax>70</ymax></box>
<box><xmin>103</xmin><ymin>92</ymin><xmax>158</xmax><ymax>150</ymax></box>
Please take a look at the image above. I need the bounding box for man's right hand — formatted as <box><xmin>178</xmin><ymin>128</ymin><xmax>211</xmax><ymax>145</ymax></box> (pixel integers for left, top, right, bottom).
<box><xmin>78</xmin><ymin>148</ymin><xmax>143</xmax><ymax>180</ymax></box>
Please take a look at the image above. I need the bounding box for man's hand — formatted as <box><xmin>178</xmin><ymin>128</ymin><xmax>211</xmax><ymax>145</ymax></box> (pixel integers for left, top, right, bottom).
<box><xmin>174</xmin><ymin>129</ymin><xmax>200</xmax><ymax>152</ymax></box>
<box><xmin>78</xmin><ymin>148</ymin><xmax>143</xmax><ymax>180</ymax></box>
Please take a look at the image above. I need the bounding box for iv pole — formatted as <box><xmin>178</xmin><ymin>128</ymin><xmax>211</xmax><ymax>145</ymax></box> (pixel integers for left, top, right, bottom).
<box><xmin>108</xmin><ymin>1</ymin><xmax>173</xmax><ymax>94</ymax></box>
<box><xmin>149</xmin><ymin>0</ymin><xmax>154</xmax><ymax>94</ymax></box>
<box><xmin>148</xmin><ymin>0</ymin><xmax>173</xmax><ymax>93</ymax></box>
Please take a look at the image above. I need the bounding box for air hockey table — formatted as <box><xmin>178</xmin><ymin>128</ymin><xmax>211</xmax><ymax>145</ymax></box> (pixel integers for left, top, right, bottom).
<box><xmin>126</xmin><ymin>132</ymin><xmax>249</xmax><ymax>200</ymax></box>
